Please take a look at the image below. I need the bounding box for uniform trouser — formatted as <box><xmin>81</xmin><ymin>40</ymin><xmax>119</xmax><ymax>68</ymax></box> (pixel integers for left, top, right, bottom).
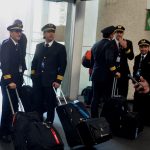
<box><xmin>0</xmin><ymin>82</ymin><xmax>21</xmax><ymax>136</ymax></box>
<box><xmin>117</xmin><ymin>76</ymin><xmax>129</xmax><ymax>98</ymax></box>
<box><xmin>33</xmin><ymin>85</ymin><xmax>57</xmax><ymax>123</ymax></box>
<box><xmin>91</xmin><ymin>80</ymin><xmax>112</xmax><ymax>118</ymax></box>
<box><xmin>134</xmin><ymin>92</ymin><xmax>150</xmax><ymax>125</ymax></box>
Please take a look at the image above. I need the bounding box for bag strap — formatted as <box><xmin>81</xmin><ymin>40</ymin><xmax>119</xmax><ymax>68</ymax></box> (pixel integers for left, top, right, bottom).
<box><xmin>50</xmin><ymin>127</ymin><xmax>61</xmax><ymax>145</ymax></box>
<box><xmin>71</xmin><ymin>102</ymin><xmax>90</xmax><ymax>119</ymax></box>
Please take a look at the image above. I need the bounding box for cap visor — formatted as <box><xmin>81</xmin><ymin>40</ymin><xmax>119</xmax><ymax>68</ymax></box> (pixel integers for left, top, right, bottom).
<box><xmin>115</xmin><ymin>29</ymin><xmax>124</xmax><ymax>32</ymax></box>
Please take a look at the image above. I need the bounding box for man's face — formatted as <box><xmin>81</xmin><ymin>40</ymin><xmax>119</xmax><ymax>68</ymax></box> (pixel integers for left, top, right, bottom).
<box><xmin>10</xmin><ymin>30</ymin><xmax>22</xmax><ymax>42</ymax></box>
<box><xmin>115</xmin><ymin>31</ymin><xmax>124</xmax><ymax>40</ymax></box>
<box><xmin>44</xmin><ymin>30</ymin><xmax>55</xmax><ymax>42</ymax></box>
<box><xmin>110</xmin><ymin>32</ymin><xmax>115</xmax><ymax>40</ymax></box>
<box><xmin>139</xmin><ymin>45</ymin><xmax>149</xmax><ymax>55</ymax></box>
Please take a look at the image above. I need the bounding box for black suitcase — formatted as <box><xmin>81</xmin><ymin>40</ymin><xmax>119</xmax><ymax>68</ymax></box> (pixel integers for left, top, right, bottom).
<box><xmin>77</xmin><ymin>117</ymin><xmax>112</xmax><ymax>147</ymax></box>
<box><xmin>54</xmin><ymin>88</ymin><xmax>90</xmax><ymax>147</ymax></box>
<box><xmin>101</xmin><ymin>78</ymin><xmax>127</xmax><ymax>134</ymax></box>
<box><xmin>101</xmin><ymin>95</ymin><xmax>127</xmax><ymax>134</ymax></box>
<box><xmin>119</xmin><ymin>112</ymin><xmax>144</xmax><ymax>139</ymax></box>
<box><xmin>27</xmin><ymin>122</ymin><xmax>64</xmax><ymax>150</ymax></box>
<box><xmin>6</xmin><ymin>88</ymin><xmax>64</xmax><ymax>150</ymax></box>
<box><xmin>101</xmin><ymin>78</ymin><xmax>143</xmax><ymax>138</ymax></box>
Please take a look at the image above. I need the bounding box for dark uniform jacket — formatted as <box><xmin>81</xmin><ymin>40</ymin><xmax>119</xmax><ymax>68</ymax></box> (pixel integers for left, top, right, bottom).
<box><xmin>91</xmin><ymin>38</ymin><xmax>117</xmax><ymax>82</ymax></box>
<box><xmin>111</xmin><ymin>39</ymin><xmax>134</xmax><ymax>77</ymax></box>
<box><xmin>19</xmin><ymin>33</ymin><xmax>27</xmax><ymax>70</ymax></box>
<box><xmin>133</xmin><ymin>51</ymin><xmax>150</xmax><ymax>84</ymax></box>
<box><xmin>0</xmin><ymin>38</ymin><xmax>26</xmax><ymax>86</ymax></box>
<box><xmin>31</xmin><ymin>41</ymin><xmax>67</xmax><ymax>87</ymax></box>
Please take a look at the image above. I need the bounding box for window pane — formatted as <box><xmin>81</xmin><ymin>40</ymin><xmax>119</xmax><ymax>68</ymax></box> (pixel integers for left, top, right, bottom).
<box><xmin>48</xmin><ymin>2</ymin><xmax>68</xmax><ymax>26</ymax></box>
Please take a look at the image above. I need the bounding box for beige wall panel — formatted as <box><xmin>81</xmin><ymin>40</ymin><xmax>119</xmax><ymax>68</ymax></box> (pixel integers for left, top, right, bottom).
<box><xmin>97</xmin><ymin>0</ymin><xmax>150</xmax><ymax>98</ymax></box>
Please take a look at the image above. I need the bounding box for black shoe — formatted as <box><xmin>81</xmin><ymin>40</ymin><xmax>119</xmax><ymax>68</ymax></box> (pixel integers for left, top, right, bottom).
<box><xmin>1</xmin><ymin>135</ymin><xmax>11</xmax><ymax>143</ymax></box>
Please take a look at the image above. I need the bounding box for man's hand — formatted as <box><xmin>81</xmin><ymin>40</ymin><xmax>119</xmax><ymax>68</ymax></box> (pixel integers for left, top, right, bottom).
<box><xmin>119</xmin><ymin>38</ymin><xmax>127</xmax><ymax>49</ymax></box>
<box><xmin>134</xmin><ymin>76</ymin><xmax>150</xmax><ymax>94</ymax></box>
<box><xmin>115</xmin><ymin>72</ymin><xmax>121</xmax><ymax>79</ymax></box>
<box><xmin>8</xmin><ymin>83</ymin><xmax>16</xmax><ymax>89</ymax></box>
<box><xmin>52</xmin><ymin>82</ymin><xmax>60</xmax><ymax>89</ymax></box>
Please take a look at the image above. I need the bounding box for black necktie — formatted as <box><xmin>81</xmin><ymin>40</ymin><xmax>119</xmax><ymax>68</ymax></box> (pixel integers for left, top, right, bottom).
<box><xmin>141</xmin><ymin>55</ymin><xmax>144</xmax><ymax>62</ymax></box>
<box><xmin>16</xmin><ymin>44</ymin><xmax>19</xmax><ymax>51</ymax></box>
<box><xmin>138</xmin><ymin>55</ymin><xmax>144</xmax><ymax>69</ymax></box>
<box><xmin>136</xmin><ymin>55</ymin><xmax>144</xmax><ymax>77</ymax></box>
<box><xmin>45</xmin><ymin>44</ymin><xmax>49</xmax><ymax>47</ymax></box>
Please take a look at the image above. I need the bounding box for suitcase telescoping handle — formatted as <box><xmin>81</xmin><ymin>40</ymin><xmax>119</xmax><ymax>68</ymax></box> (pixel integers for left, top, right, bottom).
<box><xmin>6</xmin><ymin>86</ymin><xmax>25</xmax><ymax>115</ymax></box>
<box><xmin>53</xmin><ymin>87</ymin><xmax>67</xmax><ymax>105</ymax></box>
<box><xmin>111</xmin><ymin>77</ymin><xmax>119</xmax><ymax>97</ymax></box>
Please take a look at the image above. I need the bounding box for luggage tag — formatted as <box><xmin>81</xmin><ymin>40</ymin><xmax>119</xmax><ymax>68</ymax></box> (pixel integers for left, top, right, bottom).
<box><xmin>116</xmin><ymin>56</ymin><xmax>121</xmax><ymax>63</ymax></box>
<box><xmin>19</xmin><ymin>66</ymin><xmax>23</xmax><ymax>73</ymax></box>
<box><xmin>41</xmin><ymin>62</ymin><xmax>45</xmax><ymax>69</ymax></box>
<box><xmin>136</xmin><ymin>69</ymin><xmax>141</xmax><ymax>78</ymax></box>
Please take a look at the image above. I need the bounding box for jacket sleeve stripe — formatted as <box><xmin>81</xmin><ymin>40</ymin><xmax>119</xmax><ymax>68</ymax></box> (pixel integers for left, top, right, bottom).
<box><xmin>57</xmin><ymin>75</ymin><xmax>63</xmax><ymax>81</ymax></box>
<box><xmin>110</xmin><ymin>66</ymin><xmax>116</xmax><ymax>71</ymax></box>
<box><xmin>125</xmin><ymin>49</ymin><xmax>131</xmax><ymax>54</ymax></box>
<box><xmin>3</xmin><ymin>74</ymin><xmax>12</xmax><ymax>79</ymax></box>
<box><xmin>31</xmin><ymin>70</ymin><xmax>35</xmax><ymax>75</ymax></box>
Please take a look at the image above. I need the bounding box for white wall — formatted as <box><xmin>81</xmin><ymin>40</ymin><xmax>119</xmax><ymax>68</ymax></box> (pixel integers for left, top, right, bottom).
<box><xmin>78</xmin><ymin>0</ymin><xmax>99</xmax><ymax>95</ymax></box>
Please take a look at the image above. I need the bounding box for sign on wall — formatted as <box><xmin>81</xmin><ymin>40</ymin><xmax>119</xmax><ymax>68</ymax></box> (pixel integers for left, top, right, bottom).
<box><xmin>145</xmin><ymin>10</ymin><xmax>150</xmax><ymax>30</ymax></box>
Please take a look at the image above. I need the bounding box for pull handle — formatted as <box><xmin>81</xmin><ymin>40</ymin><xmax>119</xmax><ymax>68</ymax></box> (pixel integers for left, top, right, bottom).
<box><xmin>53</xmin><ymin>87</ymin><xmax>67</xmax><ymax>105</ymax></box>
<box><xmin>6</xmin><ymin>86</ymin><xmax>25</xmax><ymax>115</ymax></box>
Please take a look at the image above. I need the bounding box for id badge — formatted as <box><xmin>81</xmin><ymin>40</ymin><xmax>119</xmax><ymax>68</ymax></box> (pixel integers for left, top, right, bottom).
<box><xmin>136</xmin><ymin>69</ymin><xmax>141</xmax><ymax>77</ymax></box>
<box><xmin>19</xmin><ymin>66</ymin><xmax>23</xmax><ymax>73</ymax></box>
<box><xmin>41</xmin><ymin>62</ymin><xmax>45</xmax><ymax>69</ymax></box>
<box><xmin>116</xmin><ymin>56</ymin><xmax>121</xmax><ymax>63</ymax></box>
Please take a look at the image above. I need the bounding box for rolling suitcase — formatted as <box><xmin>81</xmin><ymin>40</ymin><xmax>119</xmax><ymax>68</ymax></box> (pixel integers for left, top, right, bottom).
<box><xmin>101</xmin><ymin>78</ymin><xmax>143</xmax><ymax>139</ymax></box>
<box><xmin>101</xmin><ymin>78</ymin><xmax>127</xmax><ymax>134</ymax></box>
<box><xmin>27</xmin><ymin>122</ymin><xmax>64</xmax><ymax>150</ymax></box>
<box><xmin>77</xmin><ymin>117</ymin><xmax>112</xmax><ymax>147</ymax></box>
<box><xmin>6</xmin><ymin>87</ymin><xmax>64</xmax><ymax>150</ymax></box>
<box><xmin>54</xmin><ymin>88</ymin><xmax>90</xmax><ymax>147</ymax></box>
<box><xmin>119</xmin><ymin>112</ymin><xmax>144</xmax><ymax>139</ymax></box>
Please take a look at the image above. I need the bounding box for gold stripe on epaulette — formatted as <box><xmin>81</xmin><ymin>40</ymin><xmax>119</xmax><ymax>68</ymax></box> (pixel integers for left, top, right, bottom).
<box><xmin>4</xmin><ymin>74</ymin><xmax>11</xmax><ymax>79</ymax></box>
<box><xmin>110</xmin><ymin>66</ymin><xmax>116</xmax><ymax>71</ymax></box>
<box><xmin>57</xmin><ymin>75</ymin><xmax>63</xmax><ymax>81</ymax></box>
<box><xmin>125</xmin><ymin>49</ymin><xmax>131</xmax><ymax>54</ymax></box>
<box><xmin>31</xmin><ymin>70</ymin><xmax>35</xmax><ymax>75</ymax></box>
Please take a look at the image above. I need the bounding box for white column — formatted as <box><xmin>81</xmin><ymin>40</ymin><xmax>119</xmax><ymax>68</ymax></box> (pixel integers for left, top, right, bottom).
<box><xmin>62</xmin><ymin>1</ymin><xmax>86</xmax><ymax>100</ymax></box>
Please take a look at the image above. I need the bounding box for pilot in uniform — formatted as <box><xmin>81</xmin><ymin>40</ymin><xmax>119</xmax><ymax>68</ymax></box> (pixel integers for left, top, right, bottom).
<box><xmin>91</xmin><ymin>25</ymin><xmax>120</xmax><ymax>118</ymax></box>
<box><xmin>112</xmin><ymin>25</ymin><xmax>134</xmax><ymax>98</ymax></box>
<box><xmin>31</xmin><ymin>23</ymin><xmax>67</xmax><ymax>124</ymax></box>
<box><xmin>0</xmin><ymin>23</ymin><xmax>26</xmax><ymax>142</ymax></box>
<box><xmin>133</xmin><ymin>39</ymin><xmax>150</xmax><ymax>125</ymax></box>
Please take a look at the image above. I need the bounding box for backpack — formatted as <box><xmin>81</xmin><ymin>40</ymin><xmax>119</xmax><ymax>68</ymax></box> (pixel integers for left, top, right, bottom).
<box><xmin>81</xmin><ymin>86</ymin><xmax>93</xmax><ymax>105</ymax></box>
<box><xmin>82</xmin><ymin>50</ymin><xmax>92</xmax><ymax>68</ymax></box>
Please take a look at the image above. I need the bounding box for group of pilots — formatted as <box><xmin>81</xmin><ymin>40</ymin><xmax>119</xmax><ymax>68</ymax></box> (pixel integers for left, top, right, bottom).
<box><xmin>0</xmin><ymin>20</ymin><xmax>150</xmax><ymax>143</ymax></box>
<box><xmin>0</xmin><ymin>20</ymin><xmax>67</xmax><ymax>142</ymax></box>
<box><xmin>90</xmin><ymin>25</ymin><xmax>150</xmax><ymax>126</ymax></box>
